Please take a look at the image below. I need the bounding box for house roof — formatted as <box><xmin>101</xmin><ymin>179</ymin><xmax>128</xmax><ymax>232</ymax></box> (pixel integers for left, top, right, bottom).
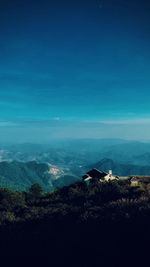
<box><xmin>82</xmin><ymin>174</ymin><xmax>90</xmax><ymax>180</ymax></box>
<box><xmin>86</xmin><ymin>168</ymin><xmax>107</xmax><ymax>180</ymax></box>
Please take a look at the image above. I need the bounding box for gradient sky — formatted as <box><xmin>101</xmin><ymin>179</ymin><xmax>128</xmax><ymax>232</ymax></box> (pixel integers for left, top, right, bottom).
<box><xmin>0</xmin><ymin>0</ymin><xmax>150</xmax><ymax>142</ymax></box>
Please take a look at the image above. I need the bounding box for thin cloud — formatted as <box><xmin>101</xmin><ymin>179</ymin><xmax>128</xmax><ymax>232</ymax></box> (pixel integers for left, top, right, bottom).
<box><xmin>0</xmin><ymin>121</ymin><xmax>17</xmax><ymax>127</ymax></box>
<box><xmin>99</xmin><ymin>118</ymin><xmax>150</xmax><ymax>125</ymax></box>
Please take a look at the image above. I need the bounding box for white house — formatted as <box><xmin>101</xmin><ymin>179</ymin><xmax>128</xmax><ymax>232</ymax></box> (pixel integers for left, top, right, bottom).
<box><xmin>82</xmin><ymin>169</ymin><xmax>118</xmax><ymax>183</ymax></box>
<box><xmin>103</xmin><ymin>170</ymin><xmax>117</xmax><ymax>182</ymax></box>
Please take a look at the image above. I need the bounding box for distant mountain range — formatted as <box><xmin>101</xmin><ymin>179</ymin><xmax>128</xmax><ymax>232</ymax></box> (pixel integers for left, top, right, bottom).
<box><xmin>1</xmin><ymin>139</ymin><xmax>150</xmax><ymax>166</ymax></box>
<box><xmin>0</xmin><ymin>139</ymin><xmax>150</xmax><ymax>189</ymax></box>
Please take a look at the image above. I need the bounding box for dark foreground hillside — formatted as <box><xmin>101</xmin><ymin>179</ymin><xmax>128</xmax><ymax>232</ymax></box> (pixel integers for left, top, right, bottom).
<box><xmin>0</xmin><ymin>180</ymin><xmax>150</xmax><ymax>266</ymax></box>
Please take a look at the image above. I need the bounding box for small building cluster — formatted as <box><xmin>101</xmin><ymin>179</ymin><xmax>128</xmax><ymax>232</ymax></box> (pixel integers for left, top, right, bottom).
<box><xmin>82</xmin><ymin>168</ymin><xmax>118</xmax><ymax>183</ymax></box>
<box><xmin>82</xmin><ymin>168</ymin><xmax>150</xmax><ymax>187</ymax></box>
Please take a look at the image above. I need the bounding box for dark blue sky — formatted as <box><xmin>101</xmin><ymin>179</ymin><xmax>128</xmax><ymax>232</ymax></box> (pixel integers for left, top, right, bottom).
<box><xmin>0</xmin><ymin>0</ymin><xmax>150</xmax><ymax>141</ymax></box>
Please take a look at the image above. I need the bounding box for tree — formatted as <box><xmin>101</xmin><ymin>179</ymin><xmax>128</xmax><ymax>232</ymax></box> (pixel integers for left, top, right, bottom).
<box><xmin>0</xmin><ymin>189</ymin><xmax>26</xmax><ymax>211</ymax></box>
<box><xmin>28</xmin><ymin>183</ymin><xmax>43</xmax><ymax>200</ymax></box>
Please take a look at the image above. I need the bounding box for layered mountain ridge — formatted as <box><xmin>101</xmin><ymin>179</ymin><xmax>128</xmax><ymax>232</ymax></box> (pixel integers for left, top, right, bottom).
<box><xmin>1</xmin><ymin>139</ymin><xmax>150</xmax><ymax>190</ymax></box>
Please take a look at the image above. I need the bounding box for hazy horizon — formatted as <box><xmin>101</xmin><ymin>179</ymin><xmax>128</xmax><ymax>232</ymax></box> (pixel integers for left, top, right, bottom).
<box><xmin>0</xmin><ymin>121</ymin><xmax>150</xmax><ymax>143</ymax></box>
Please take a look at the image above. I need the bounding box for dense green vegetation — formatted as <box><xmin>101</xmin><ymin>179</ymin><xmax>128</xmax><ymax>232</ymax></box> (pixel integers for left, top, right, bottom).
<box><xmin>1</xmin><ymin>179</ymin><xmax>150</xmax><ymax>266</ymax></box>
<box><xmin>0</xmin><ymin>179</ymin><xmax>149</xmax><ymax>226</ymax></box>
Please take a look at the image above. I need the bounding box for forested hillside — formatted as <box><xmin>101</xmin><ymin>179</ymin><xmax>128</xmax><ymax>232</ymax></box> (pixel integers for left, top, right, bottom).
<box><xmin>0</xmin><ymin>161</ymin><xmax>52</xmax><ymax>190</ymax></box>
<box><xmin>0</xmin><ymin>161</ymin><xmax>80</xmax><ymax>191</ymax></box>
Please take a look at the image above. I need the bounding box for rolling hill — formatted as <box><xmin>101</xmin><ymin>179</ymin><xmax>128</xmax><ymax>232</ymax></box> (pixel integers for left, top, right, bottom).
<box><xmin>91</xmin><ymin>158</ymin><xmax>150</xmax><ymax>176</ymax></box>
<box><xmin>0</xmin><ymin>160</ymin><xmax>80</xmax><ymax>191</ymax></box>
<box><xmin>0</xmin><ymin>161</ymin><xmax>53</xmax><ymax>190</ymax></box>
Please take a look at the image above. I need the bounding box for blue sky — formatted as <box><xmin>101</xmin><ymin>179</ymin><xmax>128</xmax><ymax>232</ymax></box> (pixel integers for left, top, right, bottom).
<box><xmin>0</xmin><ymin>0</ymin><xmax>150</xmax><ymax>142</ymax></box>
